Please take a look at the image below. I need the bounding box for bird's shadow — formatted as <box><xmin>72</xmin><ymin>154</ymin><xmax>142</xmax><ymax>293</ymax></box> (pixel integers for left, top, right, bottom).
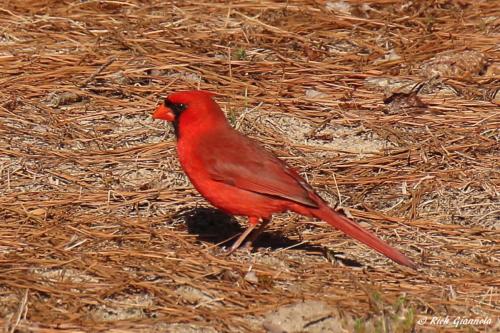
<box><xmin>179</xmin><ymin>207</ymin><xmax>322</xmax><ymax>253</ymax></box>
<box><xmin>176</xmin><ymin>207</ymin><xmax>363</xmax><ymax>267</ymax></box>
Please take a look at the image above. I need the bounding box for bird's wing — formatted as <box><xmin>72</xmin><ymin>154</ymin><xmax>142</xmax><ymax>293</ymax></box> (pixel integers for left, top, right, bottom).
<box><xmin>198</xmin><ymin>130</ymin><xmax>319</xmax><ymax>208</ymax></box>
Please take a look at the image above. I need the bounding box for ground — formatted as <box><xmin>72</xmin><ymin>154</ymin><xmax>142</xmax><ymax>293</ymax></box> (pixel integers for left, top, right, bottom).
<box><xmin>0</xmin><ymin>1</ymin><xmax>498</xmax><ymax>332</ymax></box>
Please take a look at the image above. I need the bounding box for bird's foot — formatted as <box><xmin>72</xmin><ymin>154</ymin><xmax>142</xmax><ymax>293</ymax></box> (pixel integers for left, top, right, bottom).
<box><xmin>224</xmin><ymin>218</ymin><xmax>271</xmax><ymax>256</ymax></box>
<box><xmin>224</xmin><ymin>224</ymin><xmax>257</xmax><ymax>256</ymax></box>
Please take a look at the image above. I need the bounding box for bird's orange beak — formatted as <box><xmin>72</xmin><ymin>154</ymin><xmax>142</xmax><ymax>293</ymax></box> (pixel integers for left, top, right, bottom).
<box><xmin>152</xmin><ymin>103</ymin><xmax>175</xmax><ymax>122</ymax></box>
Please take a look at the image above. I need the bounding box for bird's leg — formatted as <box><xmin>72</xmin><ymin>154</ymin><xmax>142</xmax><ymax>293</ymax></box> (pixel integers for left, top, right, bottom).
<box><xmin>226</xmin><ymin>217</ymin><xmax>260</xmax><ymax>255</ymax></box>
<box><xmin>242</xmin><ymin>218</ymin><xmax>271</xmax><ymax>249</ymax></box>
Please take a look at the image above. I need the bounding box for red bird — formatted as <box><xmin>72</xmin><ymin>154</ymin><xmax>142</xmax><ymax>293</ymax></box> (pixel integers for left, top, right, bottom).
<box><xmin>153</xmin><ymin>90</ymin><xmax>416</xmax><ymax>268</ymax></box>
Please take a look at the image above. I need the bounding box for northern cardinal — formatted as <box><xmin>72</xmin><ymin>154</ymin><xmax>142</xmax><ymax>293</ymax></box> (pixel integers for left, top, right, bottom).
<box><xmin>153</xmin><ymin>90</ymin><xmax>416</xmax><ymax>268</ymax></box>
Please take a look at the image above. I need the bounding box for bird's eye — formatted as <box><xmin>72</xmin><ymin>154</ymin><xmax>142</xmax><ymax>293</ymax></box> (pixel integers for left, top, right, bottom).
<box><xmin>164</xmin><ymin>99</ymin><xmax>187</xmax><ymax>116</ymax></box>
<box><xmin>171</xmin><ymin>103</ymin><xmax>187</xmax><ymax>115</ymax></box>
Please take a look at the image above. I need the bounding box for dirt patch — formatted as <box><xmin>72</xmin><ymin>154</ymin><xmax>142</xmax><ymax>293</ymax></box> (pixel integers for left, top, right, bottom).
<box><xmin>262</xmin><ymin>301</ymin><xmax>345</xmax><ymax>333</ymax></box>
<box><xmin>91</xmin><ymin>293</ymin><xmax>153</xmax><ymax>321</ymax></box>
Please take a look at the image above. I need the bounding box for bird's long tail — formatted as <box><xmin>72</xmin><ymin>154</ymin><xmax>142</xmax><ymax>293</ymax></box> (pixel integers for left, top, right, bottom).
<box><xmin>310</xmin><ymin>205</ymin><xmax>416</xmax><ymax>268</ymax></box>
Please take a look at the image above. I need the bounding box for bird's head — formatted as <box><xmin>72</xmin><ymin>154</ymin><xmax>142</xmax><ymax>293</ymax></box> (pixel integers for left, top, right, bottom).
<box><xmin>153</xmin><ymin>90</ymin><xmax>227</xmax><ymax>138</ymax></box>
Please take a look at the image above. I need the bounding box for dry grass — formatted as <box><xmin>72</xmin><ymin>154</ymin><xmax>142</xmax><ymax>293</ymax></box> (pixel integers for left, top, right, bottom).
<box><xmin>0</xmin><ymin>1</ymin><xmax>498</xmax><ymax>332</ymax></box>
